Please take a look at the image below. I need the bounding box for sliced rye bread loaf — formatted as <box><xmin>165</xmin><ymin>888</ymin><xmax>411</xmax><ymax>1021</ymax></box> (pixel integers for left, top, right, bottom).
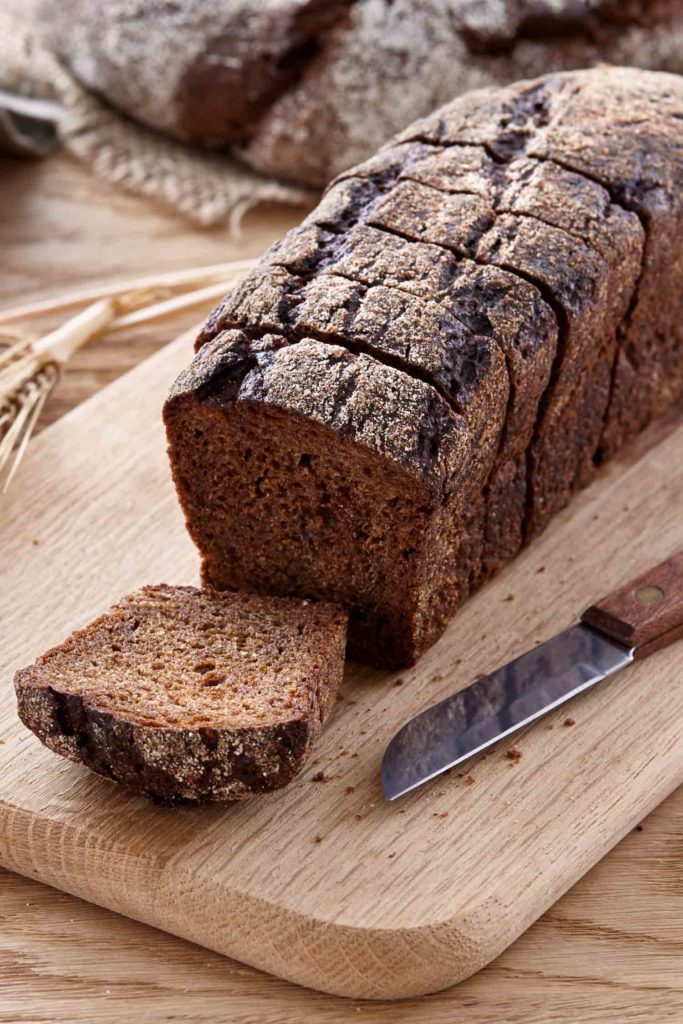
<box><xmin>14</xmin><ymin>585</ymin><xmax>347</xmax><ymax>803</ymax></box>
<box><xmin>165</xmin><ymin>67</ymin><xmax>683</xmax><ymax>669</ymax></box>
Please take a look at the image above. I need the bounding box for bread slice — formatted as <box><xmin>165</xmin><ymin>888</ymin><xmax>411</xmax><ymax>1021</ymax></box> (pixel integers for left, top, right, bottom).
<box><xmin>165</xmin><ymin>331</ymin><xmax>470</xmax><ymax>668</ymax></box>
<box><xmin>14</xmin><ymin>585</ymin><xmax>347</xmax><ymax>803</ymax></box>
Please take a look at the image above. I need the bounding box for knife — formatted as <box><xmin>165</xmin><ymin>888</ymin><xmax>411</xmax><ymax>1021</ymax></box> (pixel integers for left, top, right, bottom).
<box><xmin>382</xmin><ymin>550</ymin><xmax>683</xmax><ymax>800</ymax></box>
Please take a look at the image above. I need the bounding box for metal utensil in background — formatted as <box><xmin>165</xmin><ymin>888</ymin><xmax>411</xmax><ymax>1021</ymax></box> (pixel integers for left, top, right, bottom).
<box><xmin>382</xmin><ymin>551</ymin><xmax>683</xmax><ymax>799</ymax></box>
<box><xmin>0</xmin><ymin>88</ymin><xmax>63</xmax><ymax>158</ymax></box>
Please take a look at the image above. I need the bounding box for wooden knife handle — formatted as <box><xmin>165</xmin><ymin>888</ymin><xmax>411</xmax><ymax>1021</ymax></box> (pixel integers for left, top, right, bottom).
<box><xmin>581</xmin><ymin>551</ymin><xmax>683</xmax><ymax>660</ymax></box>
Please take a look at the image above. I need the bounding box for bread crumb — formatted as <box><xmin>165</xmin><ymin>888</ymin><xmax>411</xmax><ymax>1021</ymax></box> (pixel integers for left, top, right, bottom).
<box><xmin>314</xmin><ymin>835</ymin><xmax>323</xmax><ymax>843</ymax></box>
<box><xmin>465</xmin><ymin>774</ymin><xmax>475</xmax><ymax>785</ymax></box>
<box><xmin>393</xmin><ymin>677</ymin><xmax>405</xmax><ymax>686</ymax></box>
<box><xmin>503</xmin><ymin>594</ymin><xmax>514</xmax><ymax>602</ymax></box>
<box><xmin>388</xmin><ymin>852</ymin><xmax>396</xmax><ymax>859</ymax></box>
<box><xmin>636</xmin><ymin>824</ymin><xmax>643</xmax><ymax>832</ymax></box>
<box><xmin>32</xmin><ymin>539</ymin><xmax>40</xmax><ymax>546</ymax></box>
<box><xmin>537</xmin><ymin>565</ymin><xmax>546</xmax><ymax>573</ymax></box>
<box><xmin>354</xmin><ymin>813</ymin><xmax>364</xmax><ymax>821</ymax></box>
<box><xmin>433</xmin><ymin>811</ymin><xmax>449</xmax><ymax>818</ymax></box>
<box><xmin>506</xmin><ymin>748</ymin><xmax>523</xmax><ymax>763</ymax></box>
<box><xmin>312</xmin><ymin>770</ymin><xmax>326</xmax><ymax>782</ymax></box>
<box><xmin>564</xmin><ymin>717</ymin><xmax>576</xmax><ymax>727</ymax></box>
<box><xmin>345</xmin><ymin>785</ymin><xmax>355</xmax><ymax>795</ymax></box>
<box><xmin>431</xmin><ymin>673</ymin><xmax>444</xmax><ymax>682</ymax></box>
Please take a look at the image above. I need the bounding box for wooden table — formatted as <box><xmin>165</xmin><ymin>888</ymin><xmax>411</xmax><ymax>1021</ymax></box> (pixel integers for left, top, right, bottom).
<box><xmin>2</xmin><ymin>153</ymin><xmax>683</xmax><ymax>1023</ymax></box>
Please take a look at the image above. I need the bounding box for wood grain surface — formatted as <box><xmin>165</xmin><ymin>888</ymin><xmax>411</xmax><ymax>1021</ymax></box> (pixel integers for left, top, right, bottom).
<box><xmin>1</xmin><ymin>152</ymin><xmax>683</xmax><ymax>1020</ymax></box>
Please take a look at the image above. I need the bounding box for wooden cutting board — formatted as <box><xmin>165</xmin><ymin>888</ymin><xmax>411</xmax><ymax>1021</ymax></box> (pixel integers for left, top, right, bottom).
<box><xmin>1</xmin><ymin>328</ymin><xmax>683</xmax><ymax>1001</ymax></box>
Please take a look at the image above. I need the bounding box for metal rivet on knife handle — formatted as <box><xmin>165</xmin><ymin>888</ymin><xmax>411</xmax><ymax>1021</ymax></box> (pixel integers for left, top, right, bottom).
<box><xmin>581</xmin><ymin>550</ymin><xmax>683</xmax><ymax>660</ymax></box>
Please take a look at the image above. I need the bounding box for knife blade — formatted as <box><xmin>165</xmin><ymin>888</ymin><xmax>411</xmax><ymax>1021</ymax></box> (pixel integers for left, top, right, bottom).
<box><xmin>381</xmin><ymin>624</ymin><xmax>631</xmax><ymax>800</ymax></box>
<box><xmin>382</xmin><ymin>550</ymin><xmax>683</xmax><ymax>800</ymax></box>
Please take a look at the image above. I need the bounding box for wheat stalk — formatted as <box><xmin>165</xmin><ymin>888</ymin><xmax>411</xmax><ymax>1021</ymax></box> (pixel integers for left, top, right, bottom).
<box><xmin>0</xmin><ymin>258</ymin><xmax>257</xmax><ymax>324</ymax></box>
<box><xmin>0</xmin><ymin>257</ymin><xmax>257</xmax><ymax>492</ymax></box>
<box><xmin>0</xmin><ymin>365</ymin><xmax>59</xmax><ymax>492</ymax></box>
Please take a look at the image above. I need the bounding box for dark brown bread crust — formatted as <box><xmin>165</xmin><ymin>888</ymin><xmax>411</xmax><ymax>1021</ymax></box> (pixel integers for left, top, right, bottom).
<box><xmin>15</xmin><ymin>585</ymin><xmax>347</xmax><ymax>803</ymax></box>
<box><xmin>397</xmin><ymin>67</ymin><xmax>683</xmax><ymax>462</ymax></box>
<box><xmin>175</xmin><ymin>1</ymin><xmax>355</xmax><ymax>145</ymax></box>
<box><xmin>167</xmin><ymin>68</ymin><xmax>683</xmax><ymax>669</ymax></box>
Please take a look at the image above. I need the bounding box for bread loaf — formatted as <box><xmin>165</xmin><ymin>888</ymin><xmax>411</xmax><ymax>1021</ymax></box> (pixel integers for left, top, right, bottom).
<box><xmin>165</xmin><ymin>68</ymin><xmax>683</xmax><ymax>668</ymax></box>
<box><xmin>40</xmin><ymin>0</ymin><xmax>683</xmax><ymax>187</ymax></box>
<box><xmin>15</xmin><ymin>586</ymin><xmax>347</xmax><ymax>802</ymax></box>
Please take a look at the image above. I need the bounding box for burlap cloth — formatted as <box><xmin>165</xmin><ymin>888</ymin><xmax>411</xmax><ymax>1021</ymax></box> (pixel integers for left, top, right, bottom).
<box><xmin>0</xmin><ymin>1</ymin><xmax>313</xmax><ymax>228</ymax></box>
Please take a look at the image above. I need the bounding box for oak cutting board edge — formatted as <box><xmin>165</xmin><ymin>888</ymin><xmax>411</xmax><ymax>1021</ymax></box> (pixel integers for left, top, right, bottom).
<box><xmin>2</xmin><ymin>326</ymin><xmax>683</xmax><ymax>1000</ymax></box>
<box><xmin>0</xmin><ymin>723</ymin><xmax>681</xmax><ymax>1001</ymax></box>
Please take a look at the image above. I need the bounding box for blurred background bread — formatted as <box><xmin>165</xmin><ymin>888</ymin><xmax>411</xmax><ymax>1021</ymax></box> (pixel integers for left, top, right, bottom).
<box><xmin>39</xmin><ymin>0</ymin><xmax>683</xmax><ymax>188</ymax></box>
